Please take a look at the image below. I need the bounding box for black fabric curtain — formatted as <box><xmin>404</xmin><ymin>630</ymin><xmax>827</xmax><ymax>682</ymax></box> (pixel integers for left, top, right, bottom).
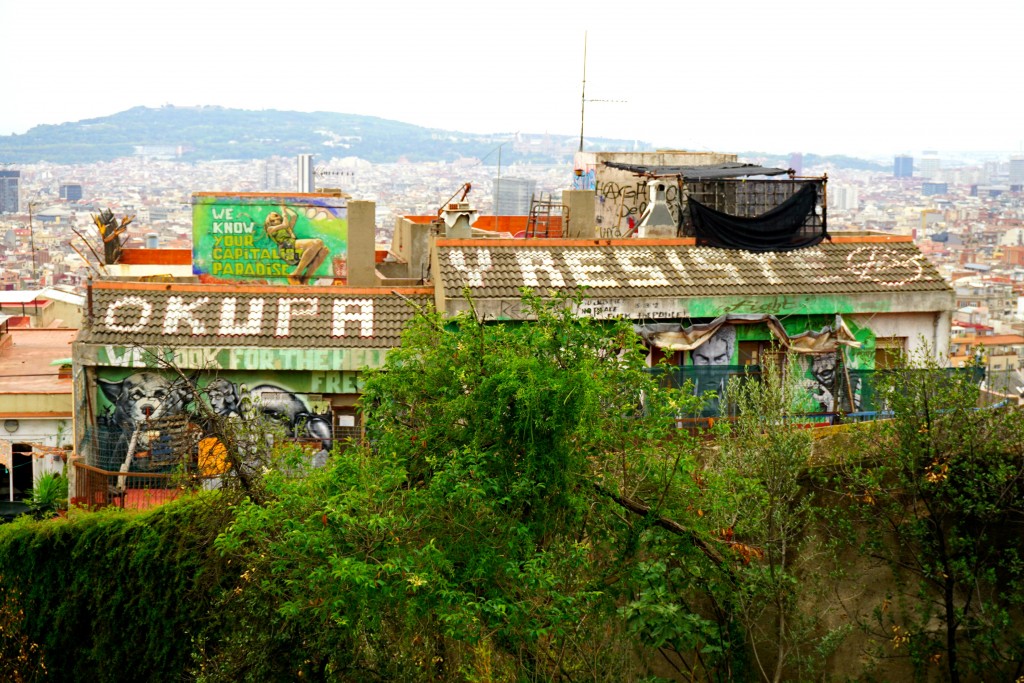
<box><xmin>689</xmin><ymin>183</ymin><xmax>826</xmax><ymax>252</ymax></box>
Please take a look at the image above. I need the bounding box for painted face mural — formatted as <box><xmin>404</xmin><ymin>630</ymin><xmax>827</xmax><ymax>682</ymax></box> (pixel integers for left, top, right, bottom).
<box><xmin>96</xmin><ymin>372</ymin><xmax>335</xmax><ymax>473</ymax></box>
<box><xmin>692</xmin><ymin>326</ymin><xmax>736</xmax><ymax>366</ymax></box>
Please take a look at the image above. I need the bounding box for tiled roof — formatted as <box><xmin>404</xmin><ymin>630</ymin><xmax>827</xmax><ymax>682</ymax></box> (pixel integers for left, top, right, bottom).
<box><xmin>435</xmin><ymin>238</ymin><xmax>952</xmax><ymax>300</ymax></box>
<box><xmin>79</xmin><ymin>283</ymin><xmax>432</xmax><ymax>348</ymax></box>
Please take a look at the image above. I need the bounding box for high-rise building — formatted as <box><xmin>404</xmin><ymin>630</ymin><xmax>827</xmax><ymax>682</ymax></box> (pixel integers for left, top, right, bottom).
<box><xmin>893</xmin><ymin>155</ymin><xmax>913</xmax><ymax>178</ymax></box>
<box><xmin>1009</xmin><ymin>156</ymin><xmax>1024</xmax><ymax>186</ymax></box>
<box><xmin>919</xmin><ymin>151</ymin><xmax>940</xmax><ymax>180</ymax></box>
<box><xmin>828</xmin><ymin>185</ymin><xmax>860</xmax><ymax>211</ymax></box>
<box><xmin>0</xmin><ymin>170</ymin><xmax>19</xmax><ymax>213</ymax></box>
<box><xmin>59</xmin><ymin>183</ymin><xmax>83</xmax><ymax>202</ymax></box>
<box><xmin>262</xmin><ymin>160</ymin><xmax>280</xmax><ymax>191</ymax></box>
<box><xmin>788</xmin><ymin>152</ymin><xmax>804</xmax><ymax>177</ymax></box>
<box><xmin>297</xmin><ymin>154</ymin><xmax>314</xmax><ymax>193</ymax></box>
<box><xmin>493</xmin><ymin>177</ymin><xmax>536</xmax><ymax>216</ymax></box>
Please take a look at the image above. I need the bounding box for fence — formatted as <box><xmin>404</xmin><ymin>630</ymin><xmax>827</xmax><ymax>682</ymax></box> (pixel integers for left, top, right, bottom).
<box><xmin>647</xmin><ymin>364</ymin><xmax>991</xmax><ymax>424</ymax></box>
<box><xmin>72</xmin><ymin>461</ymin><xmax>208</xmax><ymax>511</ymax></box>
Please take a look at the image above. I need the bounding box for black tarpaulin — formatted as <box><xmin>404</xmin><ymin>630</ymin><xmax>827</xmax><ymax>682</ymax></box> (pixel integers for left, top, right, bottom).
<box><xmin>689</xmin><ymin>183</ymin><xmax>826</xmax><ymax>252</ymax></box>
<box><xmin>602</xmin><ymin>161</ymin><xmax>791</xmax><ymax>180</ymax></box>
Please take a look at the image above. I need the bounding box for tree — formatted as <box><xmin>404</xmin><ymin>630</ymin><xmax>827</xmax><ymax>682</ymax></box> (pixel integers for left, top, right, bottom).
<box><xmin>202</xmin><ymin>293</ymin><xmax>745</xmax><ymax>681</ymax></box>
<box><xmin>827</xmin><ymin>359</ymin><xmax>1024</xmax><ymax>681</ymax></box>
<box><xmin>708</xmin><ymin>353</ymin><xmax>847</xmax><ymax>682</ymax></box>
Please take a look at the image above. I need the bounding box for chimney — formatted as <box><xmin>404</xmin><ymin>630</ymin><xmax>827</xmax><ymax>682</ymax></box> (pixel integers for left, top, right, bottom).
<box><xmin>636</xmin><ymin>181</ymin><xmax>677</xmax><ymax>238</ymax></box>
<box><xmin>347</xmin><ymin>200</ymin><xmax>377</xmax><ymax>287</ymax></box>
<box><xmin>440</xmin><ymin>201</ymin><xmax>477</xmax><ymax>238</ymax></box>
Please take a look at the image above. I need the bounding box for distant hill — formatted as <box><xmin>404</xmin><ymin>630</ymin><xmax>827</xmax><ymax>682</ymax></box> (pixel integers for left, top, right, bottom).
<box><xmin>0</xmin><ymin>107</ymin><xmax>891</xmax><ymax>171</ymax></box>
<box><xmin>0</xmin><ymin>106</ymin><xmax>644</xmax><ymax>165</ymax></box>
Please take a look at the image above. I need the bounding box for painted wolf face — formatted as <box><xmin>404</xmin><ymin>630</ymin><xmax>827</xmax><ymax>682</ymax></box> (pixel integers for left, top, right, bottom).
<box><xmin>98</xmin><ymin>372</ymin><xmax>191</xmax><ymax>431</ymax></box>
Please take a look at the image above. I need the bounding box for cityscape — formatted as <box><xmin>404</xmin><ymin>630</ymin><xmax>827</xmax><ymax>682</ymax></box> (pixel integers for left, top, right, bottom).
<box><xmin>4</xmin><ymin>109</ymin><xmax>1024</xmax><ymax>680</ymax></box>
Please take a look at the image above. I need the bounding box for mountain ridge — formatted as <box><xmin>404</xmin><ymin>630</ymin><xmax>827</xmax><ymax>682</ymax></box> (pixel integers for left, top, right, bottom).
<box><xmin>0</xmin><ymin>105</ymin><xmax>889</xmax><ymax>171</ymax></box>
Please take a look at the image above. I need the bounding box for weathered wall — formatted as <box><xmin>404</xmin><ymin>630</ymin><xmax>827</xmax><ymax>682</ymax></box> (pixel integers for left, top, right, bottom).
<box><xmin>573</xmin><ymin>151</ymin><xmax>737</xmax><ymax>236</ymax></box>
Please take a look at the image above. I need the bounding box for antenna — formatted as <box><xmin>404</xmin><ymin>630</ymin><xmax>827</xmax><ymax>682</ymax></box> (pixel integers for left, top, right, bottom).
<box><xmin>577</xmin><ymin>33</ymin><xmax>627</xmax><ymax>153</ymax></box>
<box><xmin>579</xmin><ymin>31</ymin><xmax>587</xmax><ymax>152</ymax></box>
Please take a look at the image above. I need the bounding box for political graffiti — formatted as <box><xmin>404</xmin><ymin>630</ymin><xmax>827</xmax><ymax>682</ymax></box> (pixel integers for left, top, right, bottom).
<box><xmin>95</xmin><ymin>345</ymin><xmax>385</xmax><ymax>372</ymax></box>
<box><xmin>96</xmin><ymin>292</ymin><xmax>376</xmax><ymax>342</ymax></box>
<box><xmin>192</xmin><ymin>193</ymin><xmax>348</xmax><ymax>284</ymax></box>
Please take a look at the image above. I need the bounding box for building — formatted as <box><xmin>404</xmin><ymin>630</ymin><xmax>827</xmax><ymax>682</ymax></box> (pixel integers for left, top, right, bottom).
<box><xmin>922</xmin><ymin>182</ymin><xmax>948</xmax><ymax>196</ymax></box>
<box><xmin>59</xmin><ymin>183</ymin><xmax>83</xmax><ymax>202</ymax></box>
<box><xmin>69</xmin><ymin>163</ymin><xmax>955</xmax><ymax>503</ymax></box>
<box><xmin>1010</xmin><ymin>156</ymin><xmax>1024</xmax><ymax>186</ymax></box>
<box><xmin>493</xmin><ymin>177</ymin><xmax>536</xmax><ymax>216</ymax></box>
<box><xmin>0</xmin><ymin>327</ymin><xmax>76</xmax><ymax>507</ymax></box>
<box><xmin>0</xmin><ymin>170</ymin><xmax>19</xmax><ymax>214</ymax></box>
<box><xmin>919</xmin><ymin>152</ymin><xmax>940</xmax><ymax>180</ymax></box>
<box><xmin>571</xmin><ymin>150</ymin><xmax>811</xmax><ymax>240</ymax></box>
<box><xmin>893</xmin><ymin>155</ymin><xmax>914</xmax><ymax>178</ymax></box>
<box><xmin>789</xmin><ymin>152</ymin><xmax>804</xmax><ymax>177</ymax></box>
<box><xmin>829</xmin><ymin>185</ymin><xmax>859</xmax><ymax>211</ymax></box>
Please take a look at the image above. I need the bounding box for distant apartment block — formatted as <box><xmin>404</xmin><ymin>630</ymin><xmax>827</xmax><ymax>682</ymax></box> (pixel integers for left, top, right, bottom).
<box><xmin>0</xmin><ymin>170</ymin><xmax>19</xmax><ymax>213</ymax></box>
<box><xmin>1010</xmin><ymin>156</ymin><xmax>1024</xmax><ymax>186</ymax></box>
<box><xmin>922</xmin><ymin>182</ymin><xmax>948</xmax><ymax>196</ymax></box>
<box><xmin>789</xmin><ymin>152</ymin><xmax>803</xmax><ymax>176</ymax></box>
<box><xmin>59</xmin><ymin>183</ymin><xmax>83</xmax><ymax>202</ymax></box>
<box><xmin>893</xmin><ymin>155</ymin><xmax>913</xmax><ymax>178</ymax></box>
<box><xmin>828</xmin><ymin>185</ymin><xmax>859</xmax><ymax>211</ymax></box>
<box><xmin>493</xmin><ymin>177</ymin><xmax>536</xmax><ymax>215</ymax></box>
<box><xmin>919</xmin><ymin>152</ymin><xmax>940</xmax><ymax>180</ymax></box>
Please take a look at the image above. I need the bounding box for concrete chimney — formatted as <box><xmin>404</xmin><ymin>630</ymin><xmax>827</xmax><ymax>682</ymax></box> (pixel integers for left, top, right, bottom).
<box><xmin>347</xmin><ymin>200</ymin><xmax>377</xmax><ymax>287</ymax></box>
<box><xmin>562</xmin><ymin>190</ymin><xmax>596</xmax><ymax>238</ymax></box>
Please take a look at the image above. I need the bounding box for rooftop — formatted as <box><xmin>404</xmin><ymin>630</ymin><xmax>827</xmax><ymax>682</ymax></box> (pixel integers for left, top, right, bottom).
<box><xmin>0</xmin><ymin>328</ymin><xmax>76</xmax><ymax>395</ymax></box>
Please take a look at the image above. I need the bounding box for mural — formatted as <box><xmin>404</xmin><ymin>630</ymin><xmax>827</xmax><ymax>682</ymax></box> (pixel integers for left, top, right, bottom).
<box><xmin>796</xmin><ymin>352</ymin><xmax>862</xmax><ymax>415</ymax></box>
<box><xmin>192</xmin><ymin>193</ymin><xmax>348</xmax><ymax>284</ymax></box>
<box><xmin>689</xmin><ymin>325</ymin><xmax>738</xmax><ymax>417</ymax></box>
<box><xmin>96</xmin><ymin>370</ymin><xmax>336</xmax><ymax>474</ymax></box>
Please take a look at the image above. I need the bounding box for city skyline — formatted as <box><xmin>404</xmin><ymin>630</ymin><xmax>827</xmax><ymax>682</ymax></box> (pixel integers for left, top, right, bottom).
<box><xmin>2</xmin><ymin>0</ymin><xmax>1023</xmax><ymax>157</ymax></box>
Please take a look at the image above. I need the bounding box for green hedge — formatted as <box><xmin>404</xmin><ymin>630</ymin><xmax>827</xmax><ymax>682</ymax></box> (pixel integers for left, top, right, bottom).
<box><xmin>0</xmin><ymin>496</ymin><xmax>236</xmax><ymax>682</ymax></box>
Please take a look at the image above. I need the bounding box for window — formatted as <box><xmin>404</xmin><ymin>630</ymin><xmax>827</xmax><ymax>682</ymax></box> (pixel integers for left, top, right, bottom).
<box><xmin>874</xmin><ymin>337</ymin><xmax>906</xmax><ymax>369</ymax></box>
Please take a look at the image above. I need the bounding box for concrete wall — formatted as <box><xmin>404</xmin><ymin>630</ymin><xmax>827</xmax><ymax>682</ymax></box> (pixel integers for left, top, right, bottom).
<box><xmin>850</xmin><ymin>311</ymin><xmax>952</xmax><ymax>362</ymax></box>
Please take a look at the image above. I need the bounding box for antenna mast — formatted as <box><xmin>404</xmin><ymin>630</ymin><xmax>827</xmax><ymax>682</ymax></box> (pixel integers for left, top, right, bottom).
<box><xmin>578</xmin><ymin>31</ymin><xmax>587</xmax><ymax>152</ymax></box>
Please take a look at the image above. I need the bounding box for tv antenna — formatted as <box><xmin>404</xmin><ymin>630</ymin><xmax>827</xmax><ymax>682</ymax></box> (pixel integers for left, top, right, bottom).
<box><xmin>578</xmin><ymin>31</ymin><xmax>627</xmax><ymax>152</ymax></box>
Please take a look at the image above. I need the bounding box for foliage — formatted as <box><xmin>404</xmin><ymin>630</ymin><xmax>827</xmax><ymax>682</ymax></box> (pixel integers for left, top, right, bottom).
<box><xmin>708</xmin><ymin>353</ymin><xmax>845</xmax><ymax>682</ymax></box>
<box><xmin>824</xmin><ymin>358</ymin><xmax>1024</xmax><ymax>682</ymax></box>
<box><xmin>199</xmin><ymin>292</ymin><xmax>743</xmax><ymax>681</ymax></box>
<box><xmin>26</xmin><ymin>472</ymin><xmax>68</xmax><ymax>519</ymax></box>
<box><xmin>0</xmin><ymin>495</ymin><xmax>236</xmax><ymax>683</ymax></box>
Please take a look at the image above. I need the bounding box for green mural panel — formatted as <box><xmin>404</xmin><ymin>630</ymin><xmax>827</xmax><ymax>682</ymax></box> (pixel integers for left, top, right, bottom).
<box><xmin>192</xmin><ymin>194</ymin><xmax>348</xmax><ymax>284</ymax></box>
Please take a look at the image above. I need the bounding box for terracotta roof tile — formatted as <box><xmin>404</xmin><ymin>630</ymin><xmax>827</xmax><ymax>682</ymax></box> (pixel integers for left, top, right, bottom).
<box><xmin>435</xmin><ymin>241</ymin><xmax>951</xmax><ymax>300</ymax></box>
<box><xmin>80</xmin><ymin>285</ymin><xmax>431</xmax><ymax>348</ymax></box>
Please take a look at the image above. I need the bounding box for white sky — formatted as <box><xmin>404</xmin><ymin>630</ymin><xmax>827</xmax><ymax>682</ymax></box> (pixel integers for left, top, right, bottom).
<box><xmin>2</xmin><ymin>0</ymin><xmax>1022</xmax><ymax>157</ymax></box>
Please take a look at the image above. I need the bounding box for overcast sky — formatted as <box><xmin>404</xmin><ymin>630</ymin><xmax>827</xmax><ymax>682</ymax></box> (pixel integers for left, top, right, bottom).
<box><xmin>2</xmin><ymin>0</ymin><xmax>1021</xmax><ymax>158</ymax></box>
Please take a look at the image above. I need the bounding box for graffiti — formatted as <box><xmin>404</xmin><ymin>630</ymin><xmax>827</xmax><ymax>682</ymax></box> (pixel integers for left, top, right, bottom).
<box><xmin>97</xmin><ymin>344</ymin><xmax>383</xmax><ymax>373</ymax></box>
<box><xmin>846</xmin><ymin>246</ymin><xmax>925</xmax><ymax>287</ymax></box>
<box><xmin>192</xmin><ymin>194</ymin><xmax>347</xmax><ymax>284</ymax></box>
<box><xmin>98</xmin><ymin>293</ymin><xmax>375</xmax><ymax>340</ymax></box>
<box><xmin>689</xmin><ymin>325</ymin><xmax>737</xmax><ymax>417</ymax></box>
<box><xmin>720</xmin><ymin>295</ymin><xmax>802</xmax><ymax>315</ymax></box>
<box><xmin>95</xmin><ymin>371</ymin><xmax>336</xmax><ymax>474</ymax></box>
<box><xmin>798</xmin><ymin>352</ymin><xmax>862</xmax><ymax>414</ymax></box>
<box><xmin>595</xmin><ymin>179</ymin><xmax>684</xmax><ymax>228</ymax></box>
<box><xmin>439</xmin><ymin>244</ymin><xmax>930</xmax><ymax>299</ymax></box>
<box><xmin>693</xmin><ymin>326</ymin><xmax>736</xmax><ymax>366</ymax></box>
<box><xmin>572</xmin><ymin>168</ymin><xmax>596</xmax><ymax>190</ymax></box>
